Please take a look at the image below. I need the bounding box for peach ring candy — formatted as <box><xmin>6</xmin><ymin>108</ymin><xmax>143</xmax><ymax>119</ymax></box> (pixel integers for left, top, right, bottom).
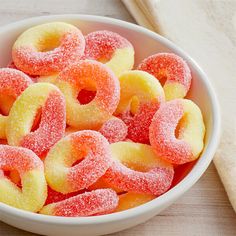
<box><xmin>6</xmin><ymin>83</ymin><xmax>66</xmax><ymax>157</ymax></box>
<box><xmin>0</xmin><ymin>145</ymin><xmax>47</xmax><ymax>212</ymax></box>
<box><xmin>40</xmin><ymin>189</ymin><xmax>118</xmax><ymax>217</ymax></box>
<box><xmin>149</xmin><ymin>99</ymin><xmax>205</xmax><ymax>165</ymax></box>
<box><xmin>104</xmin><ymin>142</ymin><xmax>174</xmax><ymax>196</ymax></box>
<box><xmin>84</xmin><ymin>30</ymin><xmax>134</xmax><ymax>77</ymax></box>
<box><xmin>44</xmin><ymin>130</ymin><xmax>112</xmax><ymax>194</ymax></box>
<box><xmin>0</xmin><ymin>68</ymin><xmax>32</xmax><ymax>139</ymax></box>
<box><xmin>116</xmin><ymin>192</ymin><xmax>155</xmax><ymax>212</ymax></box>
<box><xmin>138</xmin><ymin>53</ymin><xmax>192</xmax><ymax>100</ymax></box>
<box><xmin>12</xmin><ymin>22</ymin><xmax>85</xmax><ymax>76</ymax></box>
<box><xmin>115</xmin><ymin>70</ymin><xmax>165</xmax><ymax>143</ymax></box>
<box><xmin>99</xmin><ymin>116</ymin><xmax>128</xmax><ymax>143</ymax></box>
<box><xmin>56</xmin><ymin>60</ymin><xmax>120</xmax><ymax>129</ymax></box>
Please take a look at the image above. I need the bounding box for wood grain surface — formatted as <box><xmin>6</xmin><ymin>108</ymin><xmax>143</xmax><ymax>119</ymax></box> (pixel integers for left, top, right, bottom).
<box><xmin>0</xmin><ymin>0</ymin><xmax>235</xmax><ymax>235</ymax></box>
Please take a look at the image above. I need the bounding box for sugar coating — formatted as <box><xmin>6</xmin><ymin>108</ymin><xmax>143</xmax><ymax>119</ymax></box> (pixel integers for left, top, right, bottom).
<box><xmin>0</xmin><ymin>145</ymin><xmax>47</xmax><ymax>212</ymax></box>
<box><xmin>6</xmin><ymin>83</ymin><xmax>66</xmax><ymax>158</ymax></box>
<box><xmin>0</xmin><ymin>68</ymin><xmax>33</xmax><ymax>139</ymax></box>
<box><xmin>115</xmin><ymin>70</ymin><xmax>165</xmax><ymax>143</ymax></box>
<box><xmin>0</xmin><ymin>68</ymin><xmax>32</xmax><ymax>97</ymax></box>
<box><xmin>84</xmin><ymin>30</ymin><xmax>132</xmax><ymax>61</ymax></box>
<box><xmin>104</xmin><ymin>142</ymin><xmax>174</xmax><ymax>196</ymax></box>
<box><xmin>7</xmin><ymin>62</ymin><xmax>39</xmax><ymax>82</ymax></box>
<box><xmin>12</xmin><ymin>22</ymin><xmax>85</xmax><ymax>76</ymax></box>
<box><xmin>149</xmin><ymin>99</ymin><xmax>193</xmax><ymax>164</ymax></box>
<box><xmin>45</xmin><ymin>186</ymin><xmax>83</xmax><ymax>205</ymax></box>
<box><xmin>0</xmin><ymin>145</ymin><xmax>42</xmax><ymax>174</ymax></box>
<box><xmin>138</xmin><ymin>53</ymin><xmax>192</xmax><ymax>100</ymax></box>
<box><xmin>118</xmin><ymin>100</ymin><xmax>160</xmax><ymax>144</ymax></box>
<box><xmin>57</xmin><ymin>60</ymin><xmax>120</xmax><ymax>129</ymax></box>
<box><xmin>40</xmin><ymin>189</ymin><xmax>119</xmax><ymax>217</ymax></box>
<box><xmin>44</xmin><ymin>130</ymin><xmax>112</xmax><ymax>194</ymax></box>
<box><xmin>99</xmin><ymin>117</ymin><xmax>128</xmax><ymax>143</ymax></box>
<box><xmin>20</xmin><ymin>90</ymin><xmax>66</xmax><ymax>157</ymax></box>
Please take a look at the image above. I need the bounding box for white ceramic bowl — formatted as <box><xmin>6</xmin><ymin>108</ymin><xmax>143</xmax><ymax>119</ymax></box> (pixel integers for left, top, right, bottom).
<box><xmin>0</xmin><ymin>15</ymin><xmax>220</xmax><ymax>236</ymax></box>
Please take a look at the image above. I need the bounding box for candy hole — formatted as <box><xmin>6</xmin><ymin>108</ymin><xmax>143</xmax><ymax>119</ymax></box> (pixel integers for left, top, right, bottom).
<box><xmin>31</xmin><ymin>107</ymin><xmax>42</xmax><ymax>132</ymax></box>
<box><xmin>130</xmin><ymin>96</ymin><xmax>140</xmax><ymax>116</ymax></box>
<box><xmin>157</xmin><ymin>70</ymin><xmax>168</xmax><ymax>86</ymax></box>
<box><xmin>38</xmin><ymin>33</ymin><xmax>61</xmax><ymax>52</ymax></box>
<box><xmin>3</xmin><ymin>169</ymin><xmax>22</xmax><ymax>188</ymax></box>
<box><xmin>122</xmin><ymin>161</ymin><xmax>149</xmax><ymax>172</ymax></box>
<box><xmin>175</xmin><ymin>114</ymin><xmax>187</xmax><ymax>138</ymax></box>
<box><xmin>77</xmin><ymin>89</ymin><xmax>96</xmax><ymax>105</ymax></box>
<box><xmin>0</xmin><ymin>95</ymin><xmax>15</xmax><ymax>115</ymax></box>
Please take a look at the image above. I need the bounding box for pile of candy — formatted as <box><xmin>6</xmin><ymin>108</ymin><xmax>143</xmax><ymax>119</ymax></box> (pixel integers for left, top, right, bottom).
<box><xmin>0</xmin><ymin>22</ymin><xmax>205</xmax><ymax>217</ymax></box>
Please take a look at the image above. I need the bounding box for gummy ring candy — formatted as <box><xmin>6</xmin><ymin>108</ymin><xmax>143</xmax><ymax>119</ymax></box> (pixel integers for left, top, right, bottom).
<box><xmin>84</xmin><ymin>30</ymin><xmax>134</xmax><ymax>77</ymax></box>
<box><xmin>138</xmin><ymin>53</ymin><xmax>192</xmax><ymax>100</ymax></box>
<box><xmin>104</xmin><ymin>142</ymin><xmax>174</xmax><ymax>196</ymax></box>
<box><xmin>12</xmin><ymin>22</ymin><xmax>85</xmax><ymax>76</ymax></box>
<box><xmin>99</xmin><ymin>116</ymin><xmax>128</xmax><ymax>143</ymax></box>
<box><xmin>0</xmin><ymin>68</ymin><xmax>32</xmax><ymax>139</ymax></box>
<box><xmin>0</xmin><ymin>145</ymin><xmax>47</xmax><ymax>212</ymax></box>
<box><xmin>45</xmin><ymin>186</ymin><xmax>83</xmax><ymax>205</ymax></box>
<box><xmin>116</xmin><ymin>192</ymin><xmax>155</xmax><ymax>212</ymax></box>
<box><xmin>6</xmin><ymin>83</ymin><xmax>66</xmax><ymax>157</ymax></box>
<box><xmin>56</xmin><ymin>60</ymin><xmax>120</xmax><ymax>129</ymax></box>
<box><xmin>40</xmin><ymin>189</ymin><xmax>118</xmax><ymax>217</ymax></box>
<box><xmin>44</xmin><ymin>130</ymin><xmax>112</xmax><ymax>194</ymax></box>
<box><xmin>115</xmin><ymin>70</ymin><xmax>165</xmax><ymax>143</ymax></box>
<box><xmin>149</xmin><ymin>99</ymin><xmax>205</xmax><ymax>164</ymax></box>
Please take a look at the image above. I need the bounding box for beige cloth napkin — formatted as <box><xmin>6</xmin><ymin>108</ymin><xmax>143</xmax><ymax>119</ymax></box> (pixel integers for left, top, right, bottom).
<box><xmin>122</xmin><ymin>0</ymin><xmax>236</xmax><ymax>211</ymax></box>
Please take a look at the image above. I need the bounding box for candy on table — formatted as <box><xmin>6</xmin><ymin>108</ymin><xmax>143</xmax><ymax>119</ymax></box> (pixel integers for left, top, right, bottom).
<box><xmin>104</xmin><ymin>142</ymin><xmax>174</xmax><ymax>196</ymax></box>
<box><xmin>98</xmin><ymin>116</ymin><xmax>128</xmax><ymax>143</ymax></box>
<box><xmin>84</xmin><ymin>30</ymin><xmax>134</xmax><ymax>77</ymax></box>
<box><xmin>0</xmin><ymin>145</ymin><xmax>47</xmax><ymax>212</ymax></box>
<box><xmin>138</xmin><ymin>53</ymin><xmax>192</xmax><ymax>100</ymax></box>
<box><xmin>116</xmin><ymin>192</ymin><xmax>155</xmax><ymax>212</ymax></box>
<box><xmin>44</xmin><ymin>130</ymin><xmax>112</xmax><ymax>194</ymax></box>
<box><xmin>40</xmin><ymin>189</ymin><xmax>119</xmax><ymax>217</ymax></box>
<box><xmin>115</xmin><ymin>70</ymin><xmax>165</xmax><ymax>143</ymax></box>
<box><xmin>149</xmin><ymin>99</ymin><xmax>205</xmax><ymax>164</ymax></box>
<box><xmin>6</xmin><ymin>83</ymin><xmax>66</xmax><ymax>157</ymax></box>
<box><xmin>56</xmin><ymin>60</ymin><xmax>120</xmax><ymax>129</ymax></box>
<box><xmin>0</xmin><ymin>68</ymin><xmax>33</xmax><ymax>139</ymax></box>
<box><xmin>12</xmin><ymin>22</ymin><xmax>85</xmax><ymax>76</ymax></box>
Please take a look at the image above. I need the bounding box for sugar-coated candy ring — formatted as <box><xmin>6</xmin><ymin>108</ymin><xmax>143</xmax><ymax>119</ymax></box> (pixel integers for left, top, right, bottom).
<box><xmin>45</xmin><ymin>186</ymin><xmax>83</xmax><ymax>205</ymax></box>
<box><xmin>0</xmin><ymin>145</ymin><xmax>47</xmax><ymax>212</ymax></box>
<box><xmin>138</xmin><ymin>53</ymin><xmax>192</xmax><ymax>100</ymax></box>
<box><xmin>6</xmin><ymin>83</ymin><xmax>66</xmax><ymax>157</ymax></box>
<box><xmin>115</xmin><ymin>70</ymin><xmax>165</xmax><ymax>143</ymax></box>
<box><xmin>116</xmin><ymin>192</ymin><xmax>155</xmax><ymax>212</ymax></box>
<box><xmin>40</xmin><ymin>189</ymin><xmax>118</xmax><ymax>217</ymax></box>
<box><xmin>7</xmin><ymin>61</ymin><xmax>39</xmax><ymax>82</ymax></box>
<box><xmin>0</xmin><ymin>68</ymin><xmax>32</xmax><ymax>139</ymax></box>
<box><xmin>12</xmin><ymin>22</ymin><xmax>85</xmax><ymax>76</ymax></box>
<box><xmin>56</xmin><ymin>60</ymin><xmax>120</xmax><ymax>129</ymax></box>
<box><xmin>149</xmin><ymin>99</ymin><xmax>205</xmax><ymax>164</ymax></box>
<box><xmin>44</xmin><ymin>130</ymin><xmax>112</xmax><ymax>194</ymax></box>
<box><xmin>84</xmin><ymin>30</ymin><xmax>134</xmax><ymax>77</ymax></box>
<box><xmin>99</xmin><ymin>116</ymin><xmax>128</xmax><ymax>143</ymax></box>
<box><xmin>104</xmin><ymin>142</ymin><xmax>174</xmax><ymax>196</ymax></box>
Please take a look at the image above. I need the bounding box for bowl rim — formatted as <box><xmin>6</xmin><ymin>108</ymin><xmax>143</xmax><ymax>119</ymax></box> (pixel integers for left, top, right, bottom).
<box><xmin>0</xmin><ymin>14</ymin><xmax>221</xmax><ymax>225</ymax></box>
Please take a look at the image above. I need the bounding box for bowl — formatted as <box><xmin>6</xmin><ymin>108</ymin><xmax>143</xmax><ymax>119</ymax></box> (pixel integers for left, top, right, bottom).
<box><xmin>0</xmin><ymin>14</ymin><xmax>220</xmax><ymax>236</ymax></box>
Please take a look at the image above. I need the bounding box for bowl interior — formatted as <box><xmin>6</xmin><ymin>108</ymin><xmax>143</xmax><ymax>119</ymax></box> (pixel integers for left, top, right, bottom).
<box><xmin>0</xmin><ymin>16</ymin><xmax>213</xmax><ymax>186</ymax></box>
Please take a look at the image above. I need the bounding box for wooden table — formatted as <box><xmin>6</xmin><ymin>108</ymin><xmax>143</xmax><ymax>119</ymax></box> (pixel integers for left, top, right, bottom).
<box><xmin>0</xmin><ymin>0</ymin><xmax>235</xmax><ymax>235</ymax></box>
